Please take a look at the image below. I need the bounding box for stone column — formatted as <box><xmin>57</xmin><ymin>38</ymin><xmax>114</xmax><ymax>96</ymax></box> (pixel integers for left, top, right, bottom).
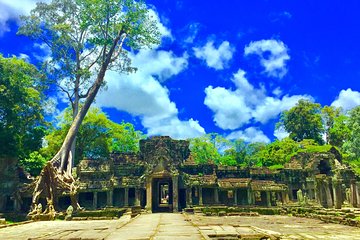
<box><xmin>350</xmin><ymin>181</ymin><xmax>356</xmax><ymax>207</ymax></box>
<box><xmin>247</xmin><ymin>188</ymin><xmax>252</xmax><ymax>205</ymax></box>
<box><xmin>134</xmin><ymin>188</ymin><xmax>141</xmax><ymax>206</ymax></box>
<box><xmin>332</xmin><ymin>180</ymin><xmax>342</xmax><ymax>209</ymax></box>
<box><xmin>214</xmin><ymin>188</ymin><xmax>219</xmax><ymax>205</ymax></box>
<box><xmin>356</xmin><ymin>182</ymin><xmax>360</xmax><ymax>208</ymax></box>
<box><xmin>234</xmin><ymin>189</ymin><xmax>238</xmax><ymax>206</ymax></box>
<box><xmin>146</xmin><ymin>178</ymin><xmax>152</xmax><ymax>212</ymax></box>
<box><xmin>93</xmin><ymin>192</ymin><xmax>98</xmax><ymax>209</ymax></box>
<box><xmin>107</xmin><ymin>190</ymin><xmax>113</xmax><ymax>207</ymax></box>
<box><xmin>186</xmin><ymin>187</ymin><xmax>192</xmax><ymax>206</ymax></box>
<box><xmin>324</xmin><ymin>180</ymin><xmax>333</xmax><ymax>208</ymax></box>
<box><xmin>199</xmin><ymin>187</ymin><xmax>203</xmax><ymax>205</ymax></box>
<box><xmin>124</xmin><ymin>188</ymin><xmax>129</xmax><ymax>207</ymax></box>
<box><xmin>266</xmin><ymin>191</ymin><xmax>271</xmax><ymax>207</ymax></box>
<box><xmin>13</xmin><ymin>198</ymin><xmax>21</xmax><ymax>212</ymax></box>
<box><xmin>172</xmin><ymin>176</ymin><xmax>179</xmax><ymax>212</ymax></box>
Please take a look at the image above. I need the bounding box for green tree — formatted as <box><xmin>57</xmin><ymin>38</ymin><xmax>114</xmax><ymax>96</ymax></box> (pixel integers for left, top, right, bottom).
<box><xmin>254</xmin><ymin>138</ymin><xmax>300</xmax><ymax>167</ymax></box>
<box><xmin>19</xmin><ymin>0</ymin><xmax>160</xmax><ymax>211</ymax></box>
<box><xmin>328</xmin><ymin>114</ymin><xmax>350</xmax><ymax>148</ymax></box>
<box><xmin>343</xmin><ymin>106</ymin><xmax>360</xmax><ymax>162</ymax></box>
<box><xmin>42</xmin><ymin>107</ymin><xmax>144</xmax><ymax>164</ymax></box>
<box><xmin>277</xmin><ymin>99</ymin><xmax>324</xmax><ymax>144</ymax></box>
<box><xmin>0</xmin><ymin>55</ymin><xmax>47</xmax><ymax>159</ymax></box>
<box><xmin>244</xmin><ymin>142</ymin><xmax>267</xmax><ymax>167</ymax></box>
<box><xmin>19</xmin><ymin>151</ymin><xmax>47</xmax><ymax>176</ymax></box>
<box><xmin>189</xmin><ymin>135</ymin><xmax>220</xmax><ymax>164</ymax></box>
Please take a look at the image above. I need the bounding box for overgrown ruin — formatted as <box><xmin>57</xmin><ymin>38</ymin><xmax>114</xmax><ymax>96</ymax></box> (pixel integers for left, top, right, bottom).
<box><xmin>1</xmin><ymin>136</ymin><xmax>360</xmax><ymax>216</ymax></box>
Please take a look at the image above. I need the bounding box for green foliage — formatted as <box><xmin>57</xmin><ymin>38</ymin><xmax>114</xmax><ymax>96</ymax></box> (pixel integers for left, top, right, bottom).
<box><xmin>254</xmin><ymin>138</ymin><xmax>300</xmax><ymax>167</ymax></box>
<box><xmin>343</xmin><ymin>106</ymin><xmax>360</xmax><ymax>172</ymax></box>
<box><xmin>278</xmin><ymin>99</ymin><xmax>324</xmax><ymax>144</ymax></box>
<box><xmin>321</xmin><ymin>106</ymin><xmax>349</xmax><ymax>147</ymax></box>
<box><xmin>0</xmin><ymin>55</ymin><xmax>47</xmax><ymax>159</ymax></box>
<box><xmin>41</xmin><ymin>106</ymin><xmax>144</xmax><ymax>164</ymax></box>
<box><xmin>18</xmin><ymin>0</ymin><xmax>160</xmax><ymax>98</ymax></box>
<box><xmin>189</xmin><ymin>134</ymin><xmax>220</xmax><ymax>164</ymax></box>
<box><xmin>19</xmin><ymin>151</ymin><xmax>47</xmax><ymax>176</ymax></box>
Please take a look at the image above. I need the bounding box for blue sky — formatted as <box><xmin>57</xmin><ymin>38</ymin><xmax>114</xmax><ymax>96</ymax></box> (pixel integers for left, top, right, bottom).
<box><xmin>1</xmin><ymin>0</ymin><xmax>360</xmax><ymax>142</ymax></box>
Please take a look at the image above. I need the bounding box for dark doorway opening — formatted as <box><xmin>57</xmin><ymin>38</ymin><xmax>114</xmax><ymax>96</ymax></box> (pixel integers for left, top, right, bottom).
<box><xmin>179</xmin><ymin>189</ymin><xmax>186</xmax><ymax>210</ymax></box>
<box><xmin>152</xmin><ymin>178</ymin><xmax>173</xmax><ymax>212</ymax></box>
<box><xmin>318</xmin><ymin>160</ymin><xmax>331</xmax><ymax>175</ymax></box>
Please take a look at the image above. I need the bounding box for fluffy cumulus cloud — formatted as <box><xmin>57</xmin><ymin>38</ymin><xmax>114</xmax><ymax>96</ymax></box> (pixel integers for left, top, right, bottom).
<box><xmin>0</xmin><ymin>0</ymin><xmax>50</xmax><ymax>35</ymax></box>
<box><xmin>331</xmin><ymin>88</ymin><xmax>360</xmax><ymax>111</ymax></box>
<box><xmin>227</xmin><ymin>127</ymin><xmax>270</xmax><ymax>143</ymax></box>
<box><xmin>96</xmin><ymin>49</ymin><xmax>205</xmax><ymax>139</ymax></box>
<box><xmin>244</xmin><ymin>39</ymin><xmax>290</xmax><ymax>78</ymax></box>
<box><xmin>204</xmin><ymin>69</ymin><xmax>311</xmax><ymax>130</ymax></box>
<box><xmin>273</xmin><ymin>126</ymin><xmax>289</xmax><ymax>140</ymax></box>
<box><xmin>193</xmin><ymin>41</ymin><xmax>235</xmax><ymax>70</ymax></box>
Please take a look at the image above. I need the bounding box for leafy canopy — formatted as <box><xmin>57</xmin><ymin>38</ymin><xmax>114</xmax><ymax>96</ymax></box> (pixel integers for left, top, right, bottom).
<box><xmin>0</xmin><ymin>55</ymin><xmax>47</xmax><ymax>159</ymax></box>
<box><xmin>277</xmin><ymin>99</ymin><xmax>324</xmax><ymax>144</ymax></box>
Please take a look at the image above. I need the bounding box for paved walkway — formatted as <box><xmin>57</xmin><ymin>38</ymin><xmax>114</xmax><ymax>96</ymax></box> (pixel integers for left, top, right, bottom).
<box><xmin>106</xmin><ymin>213</ymin><xmax>202</xmax><ymax>240</ymax></box>
<box><xmin>0</xmin><ymin>213</ymin><xmax>202</xmax><ymax>240</ymax></box>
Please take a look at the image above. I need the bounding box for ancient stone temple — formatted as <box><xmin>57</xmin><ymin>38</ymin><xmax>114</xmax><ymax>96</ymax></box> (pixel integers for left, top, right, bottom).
<box><xmin>1</xmin><ymin>136</ymin><xmax>360</xmax><ymax>213</ymax></box>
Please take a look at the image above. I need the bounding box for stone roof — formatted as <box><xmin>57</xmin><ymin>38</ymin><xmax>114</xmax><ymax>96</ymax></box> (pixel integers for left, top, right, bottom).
<box><xmin>187</xmin><ymin>174</ymin><xmax>217</xmax><ymax>186</ymax></box>
<box><xmin>250</xmin><ymin>180</ymin><xmax>287</xmax><ymax>191</ymax></box>
<box><xmin>218</xmin><ymin>178</ymin><xmax>251</xmax><ymax>188</ymax></box>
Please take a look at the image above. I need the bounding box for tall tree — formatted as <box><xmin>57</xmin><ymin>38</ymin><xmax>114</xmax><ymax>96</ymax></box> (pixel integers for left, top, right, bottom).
<box><xmin>343</xmin><ymin>106</ymin><xmax>360</xmax><ymax>161</ymax></box>
<box><xmin>277</xmin><ymin>99</ymin><xmax>324</xmax><ymax>144</ymax></box>
<box><xmin>19</xmin><ymin>0</ymin><xmax>160</xmax><ymax>212</ymax></box>
<box><xmin>0</xmin><ymin>55</ymin><xmax>47</xmax><ymax>159</ymax></box>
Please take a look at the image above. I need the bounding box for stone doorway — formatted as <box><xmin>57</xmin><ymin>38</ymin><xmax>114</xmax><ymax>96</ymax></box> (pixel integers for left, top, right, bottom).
<box><xmin>152</xmin><ymin>178</ymin><xmax>173</xmax><ymax>212</ymax></box>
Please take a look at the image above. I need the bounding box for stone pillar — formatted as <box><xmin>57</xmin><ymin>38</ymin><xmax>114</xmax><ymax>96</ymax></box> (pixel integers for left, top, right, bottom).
<box><xmin>214</xmin><ymin>188</ymin><xmax>219</xmax><ymax>204</ymax></box>
<box><xmin>199</xmin><ymin>187</ymin><xmax>203</xmax><ymax>205</ymax></box>
<box><xmin>350</xmin><ymin>181</ymin><xmax>356</xmax><ymax>207</ymax></box>
<box><xmin>356</xmin><ymin>182</ymin><xmax>360</xmax><ymax>208</ymax></box>
<box><xmin>107</xmin><ymin>190</ymin><xmax>113</xmax><ymax>207</ymax></box>
<box><xmin>13</xmin><ymin>198</ymin><xmax>21</xmax><ymax>212</ymax></box>
<box><xmin>134</xmin><ymin>188</ymin><xmax>141</xmax><ymax>206</ymax></box>
<box><xmin>146</xmin><ymin>178</ymin><xmax>152</xmax><ymax>212</ymax></box>
<box><xmin>93</xmin><ymin>192</ymin><xmax>98</xmax><ymax>209</ymax></box>
<box><xmin>247</xmin><ymin>188</ymin><xmax>252</xmax><ymax>205</ymax></box>
<box><xmin>172</xmin><ymin>176</ymin><xmax>179</xmax><ymax>212</ymax></box>
<box><xmin>124</xmin><ymin>188</ymin><xmax>129</xmax><ymax>207</ymax></box>
<box><xmin>332</xmin><ymin>180</ymin><xmax>342</xmax><ymax>209</ymax></box>
<box><xmin>266</xmin><ymin>191</ymin><xmax>271</xmax><ymax>207</ymax></box>
<box><xmin>234</xmin><ymin>189</ymin><xmax>238</xmax><ymax>206</ymax></box>
<box><xmin>186</xmin><ymin>187</ymin><xmax>192</xmax><ymax>206</ymax></box>
<box><xmin>324</xmin><ymin>180</ymin><xmax>333</xmax><ymax>208</ymax></box>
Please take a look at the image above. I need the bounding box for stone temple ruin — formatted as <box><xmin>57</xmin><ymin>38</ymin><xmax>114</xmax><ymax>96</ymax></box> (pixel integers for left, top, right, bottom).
<box><xmin>1</xmin><ymin>136</ymin><xmax>360</xmax><ymax>214</ymax></box>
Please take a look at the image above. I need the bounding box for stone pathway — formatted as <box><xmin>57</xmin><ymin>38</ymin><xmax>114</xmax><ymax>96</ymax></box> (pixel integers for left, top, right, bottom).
<box><xmin>106</xmin><ymin>213</ymin><xmax>202</xmax><ymax>240</ymax></box>
<box><xmin>0</xmin><ymin>213</ymin><xmax>202</xmax><ymax>240</ymax></box>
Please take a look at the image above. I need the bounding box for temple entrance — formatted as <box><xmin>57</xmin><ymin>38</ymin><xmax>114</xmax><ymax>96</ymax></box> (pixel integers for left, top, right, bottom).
<box><xmin>152</xmin><ymin>178</ymin><xmax>173</xmax><ymax>212</ymax></box>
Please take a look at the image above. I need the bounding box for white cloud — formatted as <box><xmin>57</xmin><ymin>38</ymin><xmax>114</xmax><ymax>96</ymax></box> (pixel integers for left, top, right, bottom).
<box><xmin>227</xmin><ymin>127</ymin><xmax>270</xmax><ymax>143</ymax></box>
<box><xmin>273</xmin><ymin>126</ymin><xmax>289</xmax><ymax>140</ymax></box>
<box><xmin>193</xmin><ymin>40</ymin><xmax>235</xmax><ymax>70</ymax></box>
<box><xmin>204</xmin><ymin>69</ymin><xmax>311</xmax><ymax>130</ymax></box>
<box><xmin>147</xmin><ymin>9</ymin><xmax>172</xmax><ymax>40</ymax></box>
<box><xmin>18</xmin><ymin>53</ymin><xmax>30</xmax><ymax>62</ymax></box>
<box><xmin>204</xmin><ymin>85</ymin><xmax>252</xmax><ymax>129</ymax></box>
<box><xmin>184</xmin><ymin>22</ymin><xmax>200</xmax><ymax>44</ymax></box>
<box><xmin>0</xmin><ymin>0</ymin><xmax>50</xmax><ymax>35</ymax></box>
<box><xmin>331</xmin><ymin>88</ymin><xmax>360</xmax><ymax>111</ymax></box>
<box><xmin>96</xmin><ymin>49</ymin><xmax>205</xmax><ymax>139</ymax></box>
<box><xmin>244</xmin><ymin>39</ymin><xmax>290</xmax><ymax>78</ymax></box>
